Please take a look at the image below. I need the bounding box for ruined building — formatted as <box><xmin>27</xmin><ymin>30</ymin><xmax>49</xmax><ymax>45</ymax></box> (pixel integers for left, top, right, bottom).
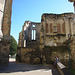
<box><xmin>40</xmin><ymin>13</ymin><xmax>75</xmax><ymax>47</ymax></box>
<box><xmin>18</xmin><ymin>21</ymin><xmax>41</xmax><ymax>48</ymax></box>
<box><xmin>0</xmin><ymin>0</ymin><xmax>13</xmax><ymax>68</ymax></box>
<box><xmin>17</xmin><ymin>12</ymin><xmax>75</xmax><ymax>68</ymax></box>
<box><xmin>19</xmin><ymin>13</ymin><xmax>75</xmax><ymax>48</ymax></box>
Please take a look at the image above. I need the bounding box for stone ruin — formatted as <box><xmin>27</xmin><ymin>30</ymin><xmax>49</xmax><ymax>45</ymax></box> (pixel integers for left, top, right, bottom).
<box><xmin>17</xmin><ymin>13</ymin><xmax>75</xmax><ymax>69</ymax></box>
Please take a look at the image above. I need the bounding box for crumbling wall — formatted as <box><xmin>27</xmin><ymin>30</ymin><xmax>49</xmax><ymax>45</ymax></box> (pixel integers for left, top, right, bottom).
<box><xmin>17</xmin><ymin>13</ymin><xmax>75</xmax><ymax>68</ymax></box>
<box><xmin>40</xmin><ymin>13</ymin><xmax>75</xmax><ymax>47</ymax></box>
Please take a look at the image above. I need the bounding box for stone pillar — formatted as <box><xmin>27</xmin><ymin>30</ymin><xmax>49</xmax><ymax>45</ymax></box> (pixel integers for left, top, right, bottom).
<box><xmin>2</xmin><ymin>0</ymin><xmax>13</xmax><ymax>39</ymax></box>
<box><xmin>70</xmin><ymin>19</ymin><xmax>74</xmax><ymax>36</ymax></box>
<box><xmin>64</xmin><ymin>17</ymin><xmax>70</xmax><ymax>39</ymax></box>
<box><xmin>0</xmin><ymin>0</ymin><xmax>13</xmax><ymax>68</ymax></box>
<box><xmin>39</xmin><ymin>23</ymin><xmax>44</xmax><ymax>50</ymax></box>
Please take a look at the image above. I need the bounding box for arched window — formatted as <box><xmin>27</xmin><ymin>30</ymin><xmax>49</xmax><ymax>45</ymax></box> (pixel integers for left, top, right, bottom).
<box><xmin>62</xmin><ymin>22</ymin><xmax>65</xmax><ymax>33</ymax></box>
<box><xmin>50</xmin><ymin>23</ymin><xmax>53</xmax><ymax>33</ymax></box>
<box><xmin>32</xmin><ymin>30</ymin><xmax>36</xmax><ymax>40</ymax></box>
<box><xmin>45</xmin><ymin>23</ymin><xmax>48</xmax><ymax>33</ymax></box>
<box><xmin>57</xmin><ymin>23</ymin><xmax>61</xmax><ymax>33</ymax></box>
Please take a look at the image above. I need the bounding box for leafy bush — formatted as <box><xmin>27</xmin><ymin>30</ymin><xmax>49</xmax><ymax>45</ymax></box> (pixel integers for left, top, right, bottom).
<box><xmin>9</xmin><ymin>35</ymin><xmax>17</xmax><ymax>56</ymax></box>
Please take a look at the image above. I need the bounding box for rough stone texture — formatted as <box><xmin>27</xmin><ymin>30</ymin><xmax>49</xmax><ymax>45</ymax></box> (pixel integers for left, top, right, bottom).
<box><xmin>0</xmin><ymin>0</ymin><xmax>13</xmax><ymax>68</ymax></box>
<box><xmin>18</xmin><ymin>31</ymin><xmax>23</xmax><ymax>47</ymax></box>
<box><xmin>17</xmin><ymin>46</ymin><xmax>70</xmax><ymax>66</ymax></box>
<box><xmin>41</xmin><ymin>13</ymin><xmax>75</xmax><ymax>47</ymax></box>
<box><xmin>70</xmin><ymin>38</ymin><xmax>75</xmax><ymax>69</ymax></box>
<box><xmin>2</xmin><ymin>0</ymin><xmax>12</xmax><ymax>36</ymax></box>
<box><xmin>17</xmin><ymin>47</ymin><xmax>33</xmax><ymax>64</ymax></box>
<box><xmin>0</xmin><ymin>39</ymin><xmax>10</xmax><ymax>66</ymax></box>
<box><xmin>50</xmin><ymin>51</ymin><xmax>69</xmax><ymax>66</ymax></box>
<box><xmin>17</xmin><ymin>13</ymin><xmax>75</xmax><ymax>69</ymax></box>
<box><xmin>18</xmin><ymin>21</ymin><xmax>41</xmax><ymax>48</ymax></box>
<box><xmin>20</xmin><ymin>48</ymin><xmax>33</xmax><ymax>63</ymax></box>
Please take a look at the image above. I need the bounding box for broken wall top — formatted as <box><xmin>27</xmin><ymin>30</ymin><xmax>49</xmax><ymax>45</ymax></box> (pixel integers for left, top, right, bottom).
<box><xmin>41</xmin><ymin>13</ymin><xmax>74</xmax><ymax>21</ymax></box>
<box><xmin>68</xmin><ymin>0</ymin><xmax>75</xmax><ymax>2</ymax></box>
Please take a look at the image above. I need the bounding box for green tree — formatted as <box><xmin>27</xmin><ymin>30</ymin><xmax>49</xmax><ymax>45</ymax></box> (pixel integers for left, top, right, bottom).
<box><xmin>9</xmin><ymin>35</ymin><xmax>17</xmax><ymax>56</ymax></box>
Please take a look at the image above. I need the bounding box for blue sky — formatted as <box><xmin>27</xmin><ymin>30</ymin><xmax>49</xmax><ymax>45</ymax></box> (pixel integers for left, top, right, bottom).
<box><xmin>11</xmin><ymin>0</ymin><xmax>74</xmax><ymax>43</ymax></box>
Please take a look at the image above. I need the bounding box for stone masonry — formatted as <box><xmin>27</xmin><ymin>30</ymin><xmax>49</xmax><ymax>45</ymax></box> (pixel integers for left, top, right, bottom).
<box><xmin>17</xmin><ymin>13</ymin><xmax>75</xmax><ymax>68</ymax></box>
<box><xmin>18</xmin><ymin>21</ymin><xmax>40</xmax><ymax>48</ymax></box>
<box><xmin>0</xmin><ymin>0</ymin><xmax>13</xmax><ymax>68</ymax></box>
<box><xmin>40</xmin><ymin>13</ymin><xmax>75</xmax><ymax>48</ymax></box>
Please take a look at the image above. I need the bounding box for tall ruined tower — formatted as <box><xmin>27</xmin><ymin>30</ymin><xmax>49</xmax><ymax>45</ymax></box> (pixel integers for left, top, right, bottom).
<box><xmin>0</xmin><ymin>0</ymin><xmax>13</xmax><ymax>68</ymax></box>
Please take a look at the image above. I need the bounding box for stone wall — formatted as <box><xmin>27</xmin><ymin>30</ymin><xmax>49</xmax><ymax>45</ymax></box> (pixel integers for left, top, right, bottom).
<box><xmin>17</xmin><ymin>47</ymin><xmax>33</xmax><ymax>64</ymax></box>
<box><xmin>18</xmin><ymin>31</ymin><xmax>23</xmax><ymax>47</ymax></box>
<box><xmin>40</xmin><ymin>13</ymin><xmax>75</xmax><ymax>47</ymax></box>
<box><xmin>18</xmin><ymin>21</ymin><xmax>41</xmax><ymax>48</ymax></box>
<box><xmin>50</xmin><ymin>51</ymin><xmax>69</xmax><ymax>66</ymax></box>
<box><xmin>0</xmin><ymin>0</ymin><xmax>13</xmax><ymax>68</ymax></box>
<box><xmin>17</xmin><ymin>46</ymin><xmax>70</xmax><ymax>66</ymax></box>
<box><xmin>70</xmin><ymin>38</ymin><xmax>75</xmax><ymax>69</ymax></box>
<box><xmin>0</xmin><ymin>39</ymin><xmax>10</xmax><ymax>66</ymax></box>
<box><xmin>17</xmin><ymin>13</ymin><xmax>75</xmax><ymax>68</ymax></box>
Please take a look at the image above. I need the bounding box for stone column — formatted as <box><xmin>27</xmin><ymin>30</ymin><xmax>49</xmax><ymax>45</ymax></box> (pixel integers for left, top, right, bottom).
<box><xmin>70</xmin><ymin>19</ymin><xmax>74</xmax><ymax>36</ymax></box>
<box><xmin>64</xmin><ymin>17</ymin><xmax>70</xmax><ymax>39</ymax></box>
<box><xmin>2</xmin><ymin>0</ymin><xmax>13</xmax><ymax>39</ymax></box>
<box><xmin>39</xmin><ymin>22</ymin><xmax>44</xmax><ymax>50</ymax></box>
<box><xmin>0</xmin><ymin>0</ymin><xmax>13</xmax><ymax>68</ymax></box>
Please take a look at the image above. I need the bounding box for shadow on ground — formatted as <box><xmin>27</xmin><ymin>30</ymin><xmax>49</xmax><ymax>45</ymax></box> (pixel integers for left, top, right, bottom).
<box><xmin>0</xmin><ymin>62</ymin><xmax>60</xmax><ymax>75</ymax></box>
